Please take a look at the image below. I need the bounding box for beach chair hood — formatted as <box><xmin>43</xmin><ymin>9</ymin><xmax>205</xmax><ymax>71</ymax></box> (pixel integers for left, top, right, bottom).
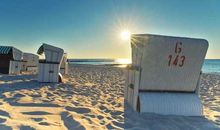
<box><xmin>0</xmin><ymin>46</ymin><xmax>22</xmax><ymax>61</ymax></box>
<box><xmin>23</xmin><ymin>52</ymin><xmax>39</xmax><ymax>65</ymax></box>
<box><xmin>131</xmin><ymin>34</ymin><xmax>208</xmax><ymax>92</ymax></box>
<box><xmin>37</xmin><ymin>43</ymin><xmax>64</xmax><ymax>63</ymax></box>
<box><xmin>23</xmin><ymin>53</ymin><xmax>39</xmax><ymax>60</ymax></box>
<box><xmin>13</xmin><ymin>47</ymin><xmax>23</xmax><ymax>61</ymax></box>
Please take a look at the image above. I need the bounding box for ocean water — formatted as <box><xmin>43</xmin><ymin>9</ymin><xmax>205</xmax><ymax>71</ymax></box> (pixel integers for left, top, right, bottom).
<box><xmin>69</xmin><ymin>59</ymin><xmax>220</xmax><ymax>73</ymax></box>
<box><xmin>202</xmin><ymin>59</ymin><xmax>220</xmax><ymax>73</ymax></box>
<box><xmin>68</xmin><ymin>59</ymin><xmax>117</xmax><ymax>65</ymax></box>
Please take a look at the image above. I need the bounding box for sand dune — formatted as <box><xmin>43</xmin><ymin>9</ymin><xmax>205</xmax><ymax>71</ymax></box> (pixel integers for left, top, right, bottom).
<box><xmin>0</xmin><ymin>65</ymin><xmax>218</xmax><ymax>130</ymax></box>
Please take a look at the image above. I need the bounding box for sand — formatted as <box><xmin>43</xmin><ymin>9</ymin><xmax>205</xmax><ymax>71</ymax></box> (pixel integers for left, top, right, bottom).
<box><xmin>0</xmin><ymin>64</ymin><xmax>219</xmax><ymax>130</ymax></box>
<box><xmin>200</xmin><ymin>74</ymin><xmax>220</xmax><ymax>126</ymax></box>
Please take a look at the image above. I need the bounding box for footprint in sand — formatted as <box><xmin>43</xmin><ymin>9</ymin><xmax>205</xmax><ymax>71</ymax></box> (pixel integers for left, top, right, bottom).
<box><xmin>106</xmin><ymin>123</ymin><xmax>117</xmax><ymax>130</ymax></box>
<box><xmin>65</xmin><ymin>106</ymin><xmax>91</xmax><ymax>114</ymax></box>
<box><xmin>31</xmin><ymin>118</ymin><xmax>43</xmax><ymax>122</ymax></box>
<box><xmin>71</xmin><ymin>101</ymin><xmax>80</xmax><ymax>106</ymax></box>
<box><xmin>31</xmin><ymin>94</ymin><xmax>41</xmax><ymax>98</ymax></box>
<box><xmin>214</xmin><ymin>115</ymin><xmax>220</xmax><ymax>118</ymax></box>
<box><xmin>39</xmin><ymin>122</ymin><xmax>50</xmax><ymax>126</ymax></box>
<box><xmin>215</xmin><ymin>119</ymin><xmax>220</xmax><ymax>123</ymax></box>
<box><xmin>61</xmin><ymin>111</ymin><xmax>85</xmax><ymax>130</ymax></box>
<box><xmin>110</xmin><ymin>110</ymin><xmax>123</xmax><ymax>116</ymax></box>
<box><xmin>91</xmin><ymin>101</ymin><xmax>97</xmax><ymax>106</ymax></box>
<box><xmin>13</xmin><ymin>93</ymin><xmax>25</xmax><ymax>98</ymax></box>
<box><xmin>46</xmin><ymin>93</ymin><xmax>54</xmax><ymax>97</ymax></box>
<box><xmin>84</xmin><ymin>114</ymin><xmax>95</xmax><ymax>118</ymax></box>
<box><xmin>115</xmin><ymin>103</ymin><xmax>122</xmax><ymax>107</ymax></box>
<box><xmin>22</xmin><ymin>111</ymin><xmax>52</xmax><ymax>115</ymax></box>
<box><xmin>0</xmin><ymin>125</ymin><xmax>12</xmax><ymax>130</ymax></box>
<box><xmin>112</xmin><ymin>120</ymin><xmax>124</xmax><ymax>128</ymax></box>
<box><xmin>0</xmin><ymin>110</ymin><xmax>10</xmax><ymax>118</ymax></box>
<box><xmin>97</xmin><ymin>115</ymin><xmax>104</xmax><ymax>120</ymax></box>
<box><xmin>0</xmin><ymin>117</ymin><xmax>6</xmax><ymax>123</ymax></box>
<box><xmin>100</xmin><ymin>120</ymin><xmax>106</xmax><ymax>125</ymax></box>
<box><xmin>99</xmin><ymin>105</ymin><xmax>110</xmax><ymax>113</ymax></box>
<box><xmin>82</xmin><ymin>116</ymin><xmax>93</xmax><ymax>124</ymax></box>
<box><xmin>19</xmin><ymin>125</ymin><xmax>35</xmax><ymax>130</ymax></box>
<box><xmin>111</xmin><ymin>101</ymin><xmax>116</xmax><ymax>106</ymax></box>
<box><xmin>215</xmin><ymin>122</ymin><xmax>220</xmax><ymax>126</ymax></box>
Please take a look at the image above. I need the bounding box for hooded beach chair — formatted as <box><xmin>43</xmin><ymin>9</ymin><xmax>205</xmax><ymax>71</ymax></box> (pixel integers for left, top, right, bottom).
<box><xmin>37</xmin><ymin>43</ymin><xmax>64</xmax><ymax>82</ymax></box>
<box><xmin>0</xmin><ymin>46</ymin><xmax>23</xmax><ymax>74</ymax></box>
<box><xmin>21</xmin><ymin>52</ymin><xmax>39</xmax><ymax>73</ymax></box>
<box><xmin>60</xmin><ymin>53</ymin><xmax>68</xmax><ymax>74</ymax></box>
<box><xmin>125</xmin><ymin>34</ymin><xmax>208</xmax><ymax>116</ymax></box>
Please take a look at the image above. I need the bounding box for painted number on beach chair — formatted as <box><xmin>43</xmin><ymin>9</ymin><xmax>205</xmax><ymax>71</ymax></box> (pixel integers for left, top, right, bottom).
<box><xmin>168</xmin><ymin>42</ymin><xmax>186</xmax><ymax>67</ymax></box>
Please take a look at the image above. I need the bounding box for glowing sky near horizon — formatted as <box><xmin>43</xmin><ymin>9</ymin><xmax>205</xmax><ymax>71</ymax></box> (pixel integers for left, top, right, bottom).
<box><xmin>0</xmin><ymin>0</ymin><xmax>219</xmax><ymax>59</ymax></box>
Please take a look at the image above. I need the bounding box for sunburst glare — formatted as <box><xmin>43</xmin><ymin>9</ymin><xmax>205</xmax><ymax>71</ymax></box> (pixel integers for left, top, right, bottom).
<box><xmin>120</xmin><ymin>30</ymin><xmax>131</xmax><ymax>40</ymax></box>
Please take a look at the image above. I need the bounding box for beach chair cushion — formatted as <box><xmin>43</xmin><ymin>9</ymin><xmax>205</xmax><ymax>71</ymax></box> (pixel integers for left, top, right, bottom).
<box><xmin>131</xmin><ymin>34</ymin><xmax>208</xmax><ymax>92</ymax></box>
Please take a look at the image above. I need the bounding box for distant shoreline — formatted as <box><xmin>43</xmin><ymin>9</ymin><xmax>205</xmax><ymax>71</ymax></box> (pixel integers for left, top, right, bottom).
<box><xmin>68</xmin><ymin>59</ymin><xmax>220</xmax><ymax>73</ymax></box>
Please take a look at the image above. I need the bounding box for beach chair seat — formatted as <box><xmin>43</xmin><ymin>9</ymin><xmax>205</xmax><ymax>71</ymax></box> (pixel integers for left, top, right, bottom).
<box><xmin>125</xmin><ymin>34</ymin><xmax>208</xmax><ymax>116</ymax></box>
<box><xmin>37</xmin><ymin>43</ymin><xmax>64</xmax><ymax>83</ymax></box>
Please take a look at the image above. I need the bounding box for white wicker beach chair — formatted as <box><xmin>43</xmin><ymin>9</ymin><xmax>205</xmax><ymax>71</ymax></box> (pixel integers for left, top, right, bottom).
<box><xmin>125</xmin><ymin>34</ymin><xmax>208</xmax><ymax>116</ymax></box>
<box><xmin>22</xmin><ymin>53</ymin><xmax>39</xmax><ymax>73</ymax></box>
<box><xmin>37</xmin><ymin>43</ymin><xmax>64</xmax><ymax>82</ymax></box>
<box><xmin>0</xmin><ymin>46</ymin><xmax>23</xmax><ymax>74</ymax></box>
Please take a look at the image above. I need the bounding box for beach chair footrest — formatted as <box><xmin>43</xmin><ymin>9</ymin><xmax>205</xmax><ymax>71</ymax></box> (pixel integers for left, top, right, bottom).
<box><xmin>138</xmin><ymin>92</ymin><xmax>202</xmax><ymax>116</ymax></box>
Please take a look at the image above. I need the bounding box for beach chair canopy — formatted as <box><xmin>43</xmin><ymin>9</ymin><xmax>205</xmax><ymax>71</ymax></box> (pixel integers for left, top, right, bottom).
<box><xmin>131</xmin><ymin>34</ymin><xmax>208</xmax><ymax>92</ymax></box>
<box><xmin>37</xmin><ymin>43</ymin><xmax>64</xmax><ymax>63</ymax></box>
<box><xmin>0</xmin><ymin>46</ymin><xmax>22</xmax><ymax>61</ymax></box>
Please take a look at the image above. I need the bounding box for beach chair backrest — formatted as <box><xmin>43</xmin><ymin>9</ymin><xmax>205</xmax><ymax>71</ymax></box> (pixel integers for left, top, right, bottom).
<box><xmin>23</xmin><ymin>53</ymin><xmax>39</xmax><ymax>66</ymax></box>
<box><xmin>131</xmin><ymin>34</ymin><xmax>208</xmax><ymax>92</ymax></box>
<box><xmin>0</xmin><ymin>46</ymin><xmax>22</xmax><ymax>61</ymax></box>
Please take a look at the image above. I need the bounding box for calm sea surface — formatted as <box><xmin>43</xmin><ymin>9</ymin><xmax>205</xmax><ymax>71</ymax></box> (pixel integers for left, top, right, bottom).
<box><xmin>69</xmin><ymin>59</ymin><xmax>220</xmax><ymax>74</ymax></box>
<box><xmin>202</xmin><ymin>59</ymin><xmax>220</xmax><ymax>73</ymax></box>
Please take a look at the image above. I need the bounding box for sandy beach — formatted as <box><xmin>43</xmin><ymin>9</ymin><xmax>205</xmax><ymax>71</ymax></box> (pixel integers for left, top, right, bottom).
<box><xmin>0</xmin><ymin>64</ymin><xmax>219</xmax><ymax>130</ymax></box>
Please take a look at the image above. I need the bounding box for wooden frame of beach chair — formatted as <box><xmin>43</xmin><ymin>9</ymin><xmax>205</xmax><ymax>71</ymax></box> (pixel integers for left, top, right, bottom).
<box><xmin>125</xmin><ymin>34</ymin><xmax>208</xmax><ymax>116</ymax></box>
<box><xmin>37</xmin><ymin>43</ymin><xmax>64</xmax><ymax>82</ymax></box>
<box><xmin>60</xmin><ymin>53</ymin><xmax>68</xmax><ymax>74</ymax></box>
<box><xmin>21</xmin><ymin>53</ymin><xmax>39</xmax><ymax>74</ymax></box>
<box><xmin>0</xmin><ymin>46</ymin><xmax>23</xmax><ymax>74</ymax></box>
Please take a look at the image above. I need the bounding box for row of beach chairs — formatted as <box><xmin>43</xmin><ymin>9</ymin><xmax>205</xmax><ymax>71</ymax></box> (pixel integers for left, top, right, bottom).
<box><xmin>0</xmin><ymin>34</ymin><xmax>209</xmax><ymax>117</ymax></box>
<box><xmin>0</xmin><ymin>43</ymin><xmax>68</xmax><ymax>83</ymax></box>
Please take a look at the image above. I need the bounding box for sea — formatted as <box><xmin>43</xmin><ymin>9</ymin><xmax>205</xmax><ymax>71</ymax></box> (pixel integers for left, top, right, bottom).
<box><xmin>68</xmin><ymin>59</ymin><xmax>220</xmax><ymax>74</ymax></box>
<box><xmin>202</xmin><ymin>59</ymin><xmax>220</xmax><ymax>74</ymax></box>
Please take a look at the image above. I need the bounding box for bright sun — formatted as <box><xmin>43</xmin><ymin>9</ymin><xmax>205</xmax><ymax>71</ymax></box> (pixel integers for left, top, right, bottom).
<box><xmin>120</xmin><ymin>30</ymin><xmax>131</xmax><ymax>40</ymax></box>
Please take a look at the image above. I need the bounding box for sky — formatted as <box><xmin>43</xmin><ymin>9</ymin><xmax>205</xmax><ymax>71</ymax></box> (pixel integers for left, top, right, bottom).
<box><xmin>0</xmin><ymin>0</ymin><xmax>219</xmax><ymax>59</ymax></box>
